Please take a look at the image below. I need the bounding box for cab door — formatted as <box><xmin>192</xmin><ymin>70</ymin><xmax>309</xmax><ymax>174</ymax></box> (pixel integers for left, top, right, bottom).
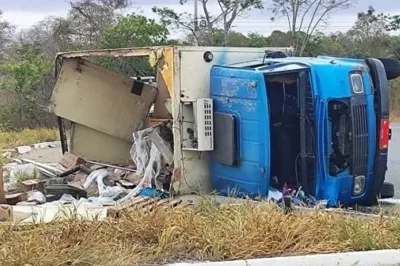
<box><xmin>210</xmin><ymin>66</ymin><xmax>270</xmax><ymax>197</ymax></box>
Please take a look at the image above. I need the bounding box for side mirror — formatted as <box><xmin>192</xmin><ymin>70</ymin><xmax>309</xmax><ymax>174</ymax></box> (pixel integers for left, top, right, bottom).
<box><xmin>377</xmin><ymin>58</ymin><xmax>400</xmax><ymax>80</ymax></box>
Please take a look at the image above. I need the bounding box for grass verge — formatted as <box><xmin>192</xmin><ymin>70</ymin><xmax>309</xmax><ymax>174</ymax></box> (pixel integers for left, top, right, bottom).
<box><xmin>1</xmin><ymin>199</ymin><xmax>400</xmax><ymax>266</ymax></box>
<box><xmin>0</xmin><ymin>128</ymin><xmax>59</xmax><ymax>149</ymax></box>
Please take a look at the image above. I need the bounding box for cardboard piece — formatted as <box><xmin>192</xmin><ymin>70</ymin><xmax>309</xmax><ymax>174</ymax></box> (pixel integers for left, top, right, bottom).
<box><xmin>60</xmin><ymin>152</ymin><xmax>86</xmax><ymax>169</ymax></box>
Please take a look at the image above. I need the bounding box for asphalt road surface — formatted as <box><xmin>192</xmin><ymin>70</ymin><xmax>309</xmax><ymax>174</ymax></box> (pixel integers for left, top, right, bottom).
<box><xmin>386</xmin><ymin>123</ymin><xmax>400</xmax><ymax>198</ymax></box>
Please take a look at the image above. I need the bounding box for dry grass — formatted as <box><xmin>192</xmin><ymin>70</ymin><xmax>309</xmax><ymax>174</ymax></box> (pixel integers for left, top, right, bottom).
<box><xmin>0</xmin><ymin>128</ymin><xmax>59</xmax><ymax>149</ymax></box>
<box><xmin>390</xmin><ymin>113</ymin><xmax>400</xmax><ymax>123</ymax></box>
<box><xmin>1</xmin><ymin>199</ymin><xmax>400</xmax><ymax>266</ymax></box>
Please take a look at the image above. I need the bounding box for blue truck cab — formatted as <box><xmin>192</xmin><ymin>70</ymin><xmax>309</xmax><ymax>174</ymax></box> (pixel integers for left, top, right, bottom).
<box><xmin>210</xmin><ymin>53</ymin><xmax>396</xmax><ymax>206</ymax></box>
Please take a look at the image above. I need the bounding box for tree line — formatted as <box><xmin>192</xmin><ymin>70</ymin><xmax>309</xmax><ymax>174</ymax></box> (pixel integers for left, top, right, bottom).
<box><xmin>0</xmin><ymin>0</ymin><xmax>399</xmax><ymax>129</ymax></box>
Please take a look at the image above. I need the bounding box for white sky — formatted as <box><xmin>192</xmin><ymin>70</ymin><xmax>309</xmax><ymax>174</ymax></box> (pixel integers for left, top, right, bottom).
<box><xmin>1</xmin><ymin>0</ymin><xmax>400</xmax><ymax>36</ymax></box>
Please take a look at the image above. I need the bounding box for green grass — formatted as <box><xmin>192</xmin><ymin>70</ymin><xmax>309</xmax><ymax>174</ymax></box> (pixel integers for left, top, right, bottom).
<box><xmin>15</xmin><ymin>170</ymin><xmax>39</xmax><ymax>184</ymax></box>
<box><xmin>1</xmin><ymin>199</ymin><xmax>400</xmax><ymax>266</ymax></box>
<box><xmin>0</xmin><ymin>128</ymin><xmax>59</xmax><ymax>150</ymax></box>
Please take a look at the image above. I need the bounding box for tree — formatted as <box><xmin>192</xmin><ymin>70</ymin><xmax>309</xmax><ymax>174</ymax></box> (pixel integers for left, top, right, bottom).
<box><xmin>152</xmin><ymin>7</ymin><xmax>205</xmax><ymax>44</ymax></box>
<box><xmin>346</xmin><ymin>6</ymin><xmax>390</xmax><ymax>58</ymax></box>
<box><xmin>0</xmin><ymin>46</ymin><xmax>54</xmax><ymax>129</ymax></box>
<box><xmin>98</xmin><ymin>14</ymin><xmax>169</xmax><ymax>76</ymax></box>
<box><xmin>153</xmin><ymin>0</ymin><xmax>263</xmax><ymax>46</ymax></box>
<box><xmin>351</xmin><ymin>7</ymin><xmax>386</xmax><ymax>38</ymax></box>
<box><xmin>50</xmin><ymin>0</ymin><xmax>132</xmax><ymax>49</ymax></box>
<box><xmin>100</xmin><ymin>14</ymin><xmax>169</xmax><ymax>48</ymax></box>
<box><xmin>270</xmin><ymin>0</ymin><xmax>357</xmax><ymax>55</ymax></box>
<box><xmin>267</xmin><ymin>30</ymin><xmax>293</xmax><ymax>47</ymax></box>
<box><xmin>0</xmin><ymin>10</ymin><xmax>14</xmax><ymax>60</ymax></box>
<box><xmin>247</xmin><ymin>32</ymin><xmax>269</xmax><ymax>47</ymax></box>
<box><xmin>209</xmin><ymin>0</ymin><xmax>263</xmax><ymax>45</ymax></box>
<box><xmin>212</xmin><ymin>29</ymin><xmax>249</xmax><ymax>46</ymax></box>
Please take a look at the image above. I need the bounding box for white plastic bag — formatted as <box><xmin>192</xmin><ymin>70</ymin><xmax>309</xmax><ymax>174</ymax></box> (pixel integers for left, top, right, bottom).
<box><xmin>130</xmin><ymin>129</ymin><xmax>152</xmax><ymax>175</ymax></box>
<box><xmin>27</xmin><ymin>191</ymin><xmax>46</xmax><ymax>203</ymax></box>
<box><xmin>83</xmin><ymin>169</ymin><xmax>108</xmax><ymax>190</ymax></box>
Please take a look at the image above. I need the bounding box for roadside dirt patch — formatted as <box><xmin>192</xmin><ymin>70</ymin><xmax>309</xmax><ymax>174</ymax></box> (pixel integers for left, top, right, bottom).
<box><xmin>18</xmin><ymin>148</ymin><xmax>63</xmax><ymax>164</ymax></box>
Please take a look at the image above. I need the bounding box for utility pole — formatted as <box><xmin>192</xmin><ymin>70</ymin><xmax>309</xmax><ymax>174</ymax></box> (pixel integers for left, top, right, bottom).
<box><xmin>194</xmin><ymin>0</ymin><xmax>199</xmax><ymax>46</ymax></box>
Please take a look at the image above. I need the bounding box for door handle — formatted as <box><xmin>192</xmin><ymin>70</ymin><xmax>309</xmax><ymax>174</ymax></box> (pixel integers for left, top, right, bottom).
<box><xmin>260</xmin><ymin>166</ymin><xmax>266</xmax><ymax>176</ymax></box>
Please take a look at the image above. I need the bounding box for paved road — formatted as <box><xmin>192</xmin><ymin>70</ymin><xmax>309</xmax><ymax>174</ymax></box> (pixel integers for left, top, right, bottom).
<box><xmin>386</xmin><ymin>123</ymin><xmax>400</xmax><ymax>198</ymax></box>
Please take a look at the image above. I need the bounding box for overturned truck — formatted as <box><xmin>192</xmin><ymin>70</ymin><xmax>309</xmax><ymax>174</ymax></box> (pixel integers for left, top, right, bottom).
<box><xmin>49</xmin><ymin>46</ymin><xmax>397</xmax><ymax>207</ymax></box>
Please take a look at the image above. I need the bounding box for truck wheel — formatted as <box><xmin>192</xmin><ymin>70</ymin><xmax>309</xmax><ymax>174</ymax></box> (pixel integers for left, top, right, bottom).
<box><xmin>377</xmin><ymin>58</ymin><xmax>400</xmax><ymax>80</ymax></box>
<box><xmin>380</xmin><ymin>182</ymin><xmax>395</xmax><ymax>199</ymax></box>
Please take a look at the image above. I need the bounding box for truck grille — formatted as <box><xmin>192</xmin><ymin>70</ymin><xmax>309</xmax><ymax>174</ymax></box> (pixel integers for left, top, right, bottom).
<box><xmin>351</xmin><ymin>97</ymin><xmax>368</xmax><ymax>176</ymax></box>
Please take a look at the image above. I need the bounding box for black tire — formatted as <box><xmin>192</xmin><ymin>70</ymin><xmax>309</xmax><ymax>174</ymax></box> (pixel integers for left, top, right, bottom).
<box><xmin>380</xmin><ymin>182</ymin><xmax>395</xmax><ymax>199</ymax></box>
<box><xmin>46</xmin><ymin>184</ymin><xmax>88</xmax><ymax>200</ymax></box>
<box><xmin>362</xmin><ymin>181</ymin><xmax>393</xmax><ymax>206</ymax></box>
<box><xmin>377</xmin><ymin>58</ymin><xmax>400</xmax><ymax>80</ymax></box>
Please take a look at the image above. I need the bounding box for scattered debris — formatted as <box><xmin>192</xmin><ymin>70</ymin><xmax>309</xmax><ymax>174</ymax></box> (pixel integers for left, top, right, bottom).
<box><xmin>20</xmin><ymin>158</ymin><xmax>63</xmax><ymax>175</ymax></box>
<box><xmin>48</xmin><ymin>143</ymin><xmax>59</xmax><ymax>148</ymax></box>
<box><xmin>123</xmin><ymin>172</ymin><xmax>142</xmax><ymax>185</ymax></box>
<box><xmin>107</xmin><ymin>195</ymin><xmax>191</xmax><ymax>218</ymax></box>
<box><xmin>2</xmin><ymin>151</ymin><xmax>12</xmax><ymax>159</ymax></box>
<box><xmin>21</xmin><ymin>179</ymin><xmax>45</xmax><ymax>193</ymax></box>
<box><xmin>0</xmin><ymin>121</ymin><xmax>333</xmax><ymax>226</ymax></box>
<box><xmin>46</xmin><ymin>184</ymin><xmax>87</xmax><ymax>200</ymax></box>
<box><xmin>0</xmin><ymin>120</ymin><xmax>175</xmax><ymax>212</ymax></box>
<box><xmin>58</xmin><ymin>164</ymin><xmax>91</xmax><ymax>177</ymax></box>
<box><xmin>32</xmin><ymin>141</ymin><xmax>61</xmax><ymax>149</ymax></box>
<box><xmin>0</xmin><ymin>204</ymin><xmax>11</xmax><ymax>221</ymax></box>
<box><xmin>276</xmin><ymin>184</ymin><xmax>328</xmax><ymax>209</ymax></box>
<box><xmin>267</xmin><ymin>188</ymin><xmax>283</xmax><ymax>201</ymax></box>
<box><xmin>16</xmin><ymin>201</ymin><xmax>38</xmax><ymax>206</ymax></box>
<box><xmin>17</xmin><ymin>146</ymin><xmax>32</xmax><ymax>155</ymax></box>
<box><xmin>6</xmin><ymin>193</ymin><xmax>27</xmax><ymax>205</ymax></box>
<box><xmin>118</xmin><ymin>179</ymin><xmax>136</xmax><ymax>189</ymax></box>
<box><xmin>87</xmin><ymin>161</ymin><xmax>136</xmax><ymax>172</ymax></box>
<box><xmin>60</xmin><ymin>152</ymin><xmax>86</xmax><ymax>169</ymax></box>
<box><xmin>68</xmin><ymin>172</ymin><xmax>89</xmax><ymax>190</ymax></box>
<box><xmin>27</xmin><ymin>191</ymin><xmax>46</xmax><ymax>204</ymax></box>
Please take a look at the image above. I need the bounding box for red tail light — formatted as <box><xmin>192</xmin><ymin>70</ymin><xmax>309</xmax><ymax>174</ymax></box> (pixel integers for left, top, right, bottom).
<box><xmin>380</xmin><ymin>119</ymin><xmax>390</xmax><ymax>149</ymax></box>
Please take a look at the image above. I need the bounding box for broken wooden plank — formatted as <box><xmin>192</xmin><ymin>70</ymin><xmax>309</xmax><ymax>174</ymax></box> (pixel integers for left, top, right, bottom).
<box><xmin>49</xmin><ymin>58</ymin><xmax>157</xmax><ymax>141</ymax></box>
<box><xmin>87</xmin><ymin>161</ymin><xmax>136</xmax><ymax>172</ymax></box>
<box><xmin>149</xmin><ymin>129</ymin><xmax>173</xmax><ymax>165</ymax></box>
<box><xmin>107</xmin><ymin>197</ymin><xmax>149</xmax><ymax>217</ymax></box>
<box><xmin>20</xmin><ymin>158</ymin><xmax>63</xmax><ymax>175</ymax></box>
<box><xmin>57</xmin><ymin>46</ymin><xmax>163</xmax><ymax>59</ymax></box>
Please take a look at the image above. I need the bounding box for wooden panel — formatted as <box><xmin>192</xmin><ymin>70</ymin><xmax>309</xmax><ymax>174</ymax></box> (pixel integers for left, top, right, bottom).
<box><xmin>49</xmin><ymin>58</ymin><xmax>157</xmax><ymax>141</ymax></box>
<box><xmin>70</xmin><ymin>123</ymin><xmax>132</xmax><ymax>164</ymax></box>
<box><xmin>152</xmin><ymin>47</ymin><xmax>174</xmax><ymax>119</ymax></box>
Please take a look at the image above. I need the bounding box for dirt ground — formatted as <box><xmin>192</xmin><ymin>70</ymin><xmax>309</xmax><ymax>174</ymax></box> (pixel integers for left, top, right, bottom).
<box><xmin>18</xmin><ymin>147</ymin><xmax>63</xmax><ymax>164</ymax></box>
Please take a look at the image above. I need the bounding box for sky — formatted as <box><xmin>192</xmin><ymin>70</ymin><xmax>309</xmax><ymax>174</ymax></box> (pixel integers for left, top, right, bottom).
<box><xmin>1</xmin><ymin>0</ymin><xmax>399</xmax><ymax>36</ymax></box>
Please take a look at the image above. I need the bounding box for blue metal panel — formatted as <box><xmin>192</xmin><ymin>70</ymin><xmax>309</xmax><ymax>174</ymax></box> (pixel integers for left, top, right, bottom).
<box><xmin>210</xmin><ymin>55</ymin><xmax>378</xmax><ymax>206</ymax></box>
<box><xmin>210</xmin><ymin>66</ymin><xmax>270</xmax><ymax>198</ymax></box>
<box><xmin>313</xmin><ymin>66</ymin><xmax>377</xmax><ymax>206</ymax></box>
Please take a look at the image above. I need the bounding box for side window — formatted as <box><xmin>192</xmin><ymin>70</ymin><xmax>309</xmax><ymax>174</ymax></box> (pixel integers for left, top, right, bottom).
<box><xmin>350</xmin><ymin>73</ymin><xmax>364</xmax><ymax>94</ymax></box>
<box><xmin>369</xmin><ymin>75</ymin><xmax>375</xmax><ymax>95</ymax></box>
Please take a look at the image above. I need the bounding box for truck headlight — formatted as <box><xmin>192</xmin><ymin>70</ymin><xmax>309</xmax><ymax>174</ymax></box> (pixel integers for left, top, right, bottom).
<box><xmin>350</xmin><ymin>73</ymin><xmax>364</xmax><ymax>94</ymax></box>
<box><xmin>353</xmin><ymin>175</ymin><xmax>366</xmax><ymax>196</ymax></box>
